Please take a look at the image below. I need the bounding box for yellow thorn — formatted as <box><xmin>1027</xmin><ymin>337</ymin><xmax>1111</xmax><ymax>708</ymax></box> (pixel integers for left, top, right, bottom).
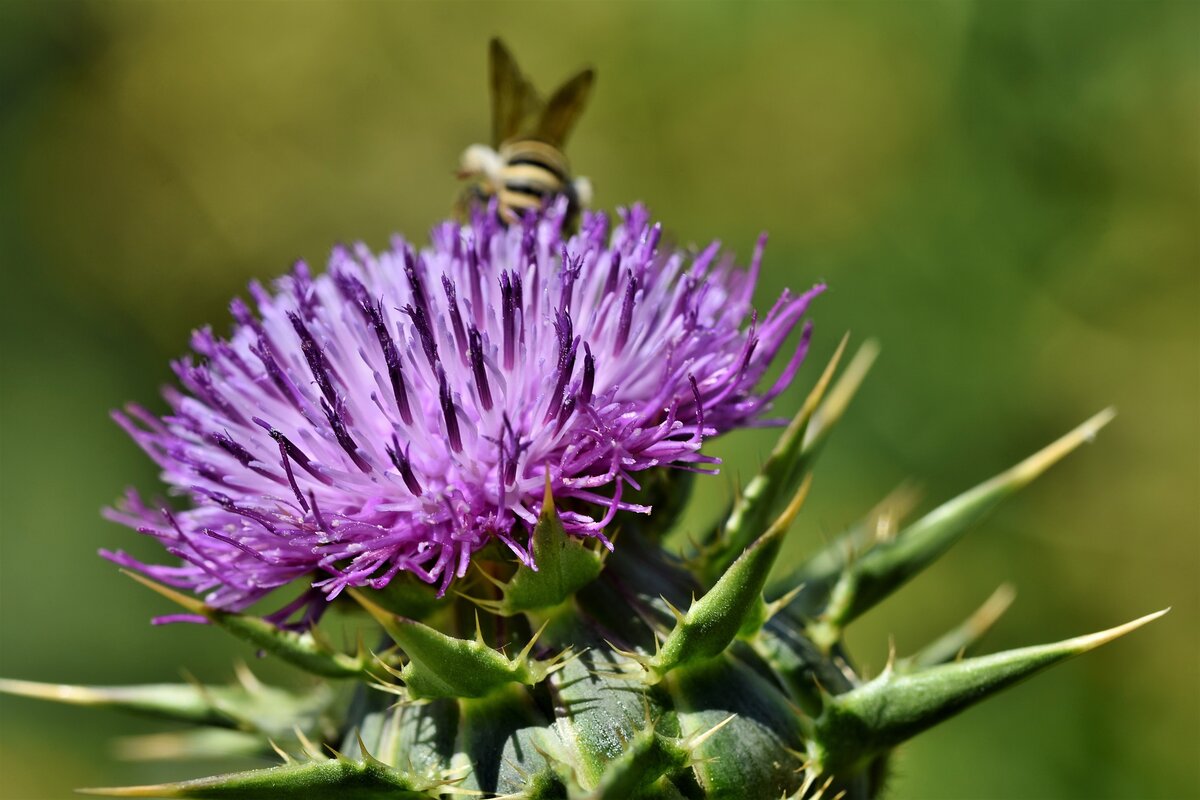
<box><xmin>1004</xmin><ymin>408</ymin><xmax>1117</xmax><ymax>488</ymax></box>
<box><xmin>804</xmin><ymin>339</ymin><xmax>879</xmax><ymax>449</ymax></box>
<box><xmin>813</xmin><ymin>774</ymin><xmax>837</xmax><ymax>800</ymax></box>
<box><xmin>78</xmin><ymin>784</ymin><xmax>183</xmax><ymax>797</ymax></box>
<box><xmin>354</xmin><ymin>630</ymin><xmax>374</xmax><ymax>667</ymax></box>
<box><xmin>602</xmin><ymin>639</ymin><xmax>645</xmax><ymax>663</ymax></box>
<box><xmin>324</xmin><ymin>742</ymin><xmax>351</xmax><ymax>762</ymax></box>
<box><xmin>795</xmin><ymin>767</ymin><xmax>818</xmax><ymax>799</ymax></box>
<box><xmin>268</xmin><ymin>737</ymin><xmax>294</xmax><ymax>764</ymax></box>
<box><xmin>294</xmin><ymin>724</ymin><xmax>324</xmax><ymax>761</ymax></box>
<box><xmin>967</xmin><ymin>583</ymin><xmax>1017</xmax><ymax>638</ymax></box>
<box><xmin>764</xmin><ymin>582</ymin><xmax>806</xmax><ymax>621</ymax></box>
<box><xmin>686</xmin><ymin>713</ymin><xmax>737</xmax><ymax>750</ymax></box>
<box><xmin>884</xmin><ymin>635</ymin><xmax>897</xmax><ymax>675</ymax></box>
<box><xmin>540</xmin><ymin>647</ymin><xmax>578</xmax><ymax>678</ymax></box>
<box><xmin>766</xmin><ymin>472</ymin><xmax>814</xmax><ymax>541</ymax></box>
<box><xmin>366</xmin><ymin>680</ymin><xmax>407</xmax><ymax>697</ymax></box>
<box><xmin>516</xmin><ymin>619</ymin><xmax>552</xmax><ymax>662</ymax></box>
<box><xmin>0</xmin><ymin>678</ymin><xmax>107</xmax><ymax>706</ymax></box>
<box><xmin>371</xmin><ymin>649</ymin><xmax>407</xmax><ymax>682</ymax></box>
<box><xmin>112</xmin><ymin>732</ymin><xmax>193</xmax><ymax>762</ymax></box>
<box><xmin>456</xmin><ymin>592</ymin><xmax>506</xmax><ymax>616</ymax></box>
<box><xmin>641</xmin><ymin>692</ymin><xmax>655</xmax><ymax>727</ymax></box>
<box><xmin>870</xmin><ymin>482</ymin><xmax>922</xmax><ymax>543</ymax></box>
<box><xmin>470</xmin><ymin>561</ymin><xmax>508</xmax><ymax>590</ymax></box>
<box><xmin>474</xmin><ymin>611</ymin><xmax>486</xmax><ymax>646</ymax></box>
<box><xmin>355</xmin><ymin>731</ymin><xmax>387</xmax><ymax>767</ymax></box>
<box><xmin>306</xmin><ymin>621</ymin><xmax>337</xmax><ymax>653</ymax></box>
<box><xmin>588</xmin><ymin>668</ymin><xmax>638</xmax><ymax>681</ymax></box>
<box><xmin>542</xmin><ymin>471</ymin><xmax>556</xmax><ymax>514</ymax></box>
<box><xmin>502</xmin><ymin>755</ymin><xmax>530</xmax><ymax>782</ymax></box>
<box><xmin>660</xmin><ymin>595</ymin><xmax>687</xmax><ymax>624</ymax></box>
<box><xmin>1068</xmin><ymin>607</ymin><xmax>1169</xmax><ymax>653</ymax></box>
<box><xmin>120</xmin><ymin>570</ymin><xmax>211</xmax><ymax>617</ymax></box>
<box><xmin>232</xmin><ymin>659</ymin><xmax>262</xmax><ymax>694</ymax></box>
<box><xmin>346</xmin><ymin>586</ymin><xmax>399</xmax><ymax>630</ymax></box>
<box><xmin>797</xmin><ymin>333</ymin><xmax>850</xmax><ymax>424</ymax></box>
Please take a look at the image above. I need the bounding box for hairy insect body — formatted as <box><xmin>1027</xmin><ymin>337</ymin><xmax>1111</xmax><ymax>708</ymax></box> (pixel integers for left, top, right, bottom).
<box><xmin>458</xmin><ymin>39</ymin><xmax>594</xmax><ymax>226</ymax></box>
<box><xmin>497</xmin><ymin>139</ymin><xmax>589</xmax><ymax>224</ymax></box>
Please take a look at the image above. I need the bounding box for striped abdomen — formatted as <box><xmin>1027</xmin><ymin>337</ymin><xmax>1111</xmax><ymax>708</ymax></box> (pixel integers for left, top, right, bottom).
<box><xmin>496</xmin><ymin>139</ymin><xmax>577</xmax><ymax>224</ymax></box>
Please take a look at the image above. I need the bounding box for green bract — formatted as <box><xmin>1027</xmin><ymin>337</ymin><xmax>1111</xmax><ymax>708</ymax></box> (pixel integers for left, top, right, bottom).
<box><xmin>2</xmin><ymin>341</ymin><xmax>1164</xmax><ymax>799</ymax></box>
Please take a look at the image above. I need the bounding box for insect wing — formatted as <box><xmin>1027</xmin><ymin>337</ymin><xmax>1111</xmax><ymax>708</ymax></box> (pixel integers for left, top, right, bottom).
<box><xmin>535</xmin><ymin>68</ymin><xmax>595</xmax><ymax>148</ymax></box>
<box><xmin>490</xmin><ymin>38</ymin><xmax>543</xmax><ymax>146</ymax></box>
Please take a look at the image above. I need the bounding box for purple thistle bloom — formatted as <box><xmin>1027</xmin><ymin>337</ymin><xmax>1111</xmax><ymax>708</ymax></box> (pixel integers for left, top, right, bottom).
<box><xmin>102</xmin><ymin>201</ymin><xmax>822</xmax><ymax>622</ymax></box>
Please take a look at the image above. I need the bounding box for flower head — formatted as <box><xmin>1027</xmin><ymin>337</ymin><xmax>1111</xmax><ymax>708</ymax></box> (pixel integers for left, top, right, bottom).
<box><xmin>104</xmin><ymin>202</ymin><xmax>822</xmax><ymax>622</ymax></box>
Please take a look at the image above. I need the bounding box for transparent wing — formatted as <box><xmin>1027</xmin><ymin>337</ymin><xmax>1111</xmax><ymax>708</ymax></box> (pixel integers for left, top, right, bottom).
<box><xmin>535</xmin><ymin>67</ymin><xmax>595</xmax><ymax>147</ymax></box>
<box><xmin>490</xmin><ymin>38</ymin><xmax>543</xmax><ymax>147</ymax></box>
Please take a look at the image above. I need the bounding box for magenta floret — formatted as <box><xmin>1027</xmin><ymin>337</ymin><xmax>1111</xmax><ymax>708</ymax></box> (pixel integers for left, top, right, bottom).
<box><xmin>103</xmin><ymin>202</ymin><xmax>822</xmax><ymax>621</ymax></box>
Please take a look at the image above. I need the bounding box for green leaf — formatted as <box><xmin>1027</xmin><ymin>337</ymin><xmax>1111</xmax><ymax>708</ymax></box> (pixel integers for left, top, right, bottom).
<box><xmin>700</xmin><ymin>336</ymin><xmax>871</xmax><ymax>585</ymax></box>
<box><xmin>585</xmin><ymin>731</ymin><xmax>685</xmax><ymax>799</ymax></box>
<box><xmin>534</xmin><ymin>606</ymin><xmax>672</xmax><ymax>791</ymax></box>
<box><xmin>78</xmin><ymin>755</ymin><xmax>467</xmax><ymax>798</ymax></box>
<box><xmin>765</xmin><ymin>484</ymin><xmax>920</xmax><ymax>607</ymax></box>
<box><xmin>0</xmin><ymin>665</ymin><xmax>332</xmax><ymax>740</ymax></box>
<box><xmin>636</xmin><ymin>478</ymin><xmax>810</xmax><ymax>684</ymax></box>
<box><xmin>581</xmin><ymin>716</ymin><xmax>732</xmax><ymax>800</ymax></box>
<box><xmin>453</xmin><ymin>683</ymin><xmax>555</xmax><ymax>795</ymax></box>
<box><xmin>123</xmin><ymin>571</ymin><xmax>375</xmax><ymax>680</ymax></box>
<box><xmin>668</xmin><ymin>657</ymin><xmax>808</xmax><ymax>800</ymax></box>
<box><xmin>351</xmin><ymin>590</ymin><xmax>570</xmax><ymax>700</ymax></box>
<box><xmin>896</xmin><ymin>584</ymin><xmax>1016</xmax><ymax>672</ymax></box>
<box><xmin>371</xmin><ymin>574</ymin><xmax>450</xmax><ymax>620</ymax></box>
<box><xmin>464</xmin><ymin>478</ymin><xmax>604</xmax><ymax>616</ymax></box>
<box><xmin>0</xmin><ymin>678</ymin><xmax>234</xmax><ymax>728</ymax></box>
<box><xmin>748</xmin><ymin>620</ymin><xmax>853</xmax><ymax>715</ymax></box>
<box><xmin>807</xmin><ymin>609</ymin><xmax>1168</xmax><ymax>777</ymax></box>
<box><xmin>806</xmin><ymin>409</ymin><xmax>1116</xmax><ymax>647</ymax></box>
<box><xmin>113</xmin><ymin>729</ymin><xmax>268</xmax><ymax>762</ymax></box>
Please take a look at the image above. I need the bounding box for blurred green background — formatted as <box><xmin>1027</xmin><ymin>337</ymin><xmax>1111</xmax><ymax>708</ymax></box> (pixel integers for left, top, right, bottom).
<box><xmin>1</xmin><ymin>2</ymin><xmax>1196</xmax><ymax>798</ymax></box>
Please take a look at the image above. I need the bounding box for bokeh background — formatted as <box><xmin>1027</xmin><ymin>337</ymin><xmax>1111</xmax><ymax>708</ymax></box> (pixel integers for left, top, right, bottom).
<box><xmin>1</xmin><ymin>2</ymin><xmax>1197</xmax><ymax>798</ymax></box>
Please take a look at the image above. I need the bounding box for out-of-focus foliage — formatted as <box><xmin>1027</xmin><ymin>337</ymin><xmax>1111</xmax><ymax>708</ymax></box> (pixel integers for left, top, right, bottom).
<box><xmin>0</xmin><ymin>2</ymin><xmax>1195</xmax><ymax>798</ymax></box>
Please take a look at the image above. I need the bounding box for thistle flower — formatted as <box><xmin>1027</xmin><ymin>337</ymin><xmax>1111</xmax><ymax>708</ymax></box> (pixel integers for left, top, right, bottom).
<box><xmin>1</xmin><ymin>31</ymin><xmax>1164</xmax><ymax>796</ymax></box>
<box><xmin>102</xmin><ymin>200</ymin><xmax>822</xmax><ymax>621</ymax></box>
<box><xmin>5</xmin><ymin>200</ymin><xmax>1162</xmax><ymax>799</ymax></box>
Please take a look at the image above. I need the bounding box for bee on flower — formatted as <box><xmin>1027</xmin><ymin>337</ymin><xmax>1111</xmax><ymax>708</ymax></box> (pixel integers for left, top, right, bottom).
<box><xmin>457</xmin><ymin>38</ymin><xmax>595</xmax><ymax>227</ymax></box>
<box><xmin>0</xmin><ymin>36</ymin><xmax>1162</xmax><ymax>800</ymax></box>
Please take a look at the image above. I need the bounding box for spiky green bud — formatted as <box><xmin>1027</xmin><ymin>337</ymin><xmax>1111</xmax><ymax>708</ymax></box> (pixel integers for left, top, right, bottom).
<box><xmin>4</xmin><ymin>340</ymin><xmax>1165</xmax><ymax>800</ymax></box>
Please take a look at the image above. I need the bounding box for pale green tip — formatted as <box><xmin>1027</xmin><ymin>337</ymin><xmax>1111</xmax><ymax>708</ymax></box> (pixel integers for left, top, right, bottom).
<box><xmin>0</xmin><ymin>678</ymin><xmax>110</xmax><ymax>705</ymax></box>
<box><xmin>643</xmin><ymin>476</ymin><xmax>811</xmax><ymax>683</ymax></box>
<box><xmin>0</xmin><ymin>678</ymin><xmax>227</xmax><ymax>727</ymax></box>
<box><xmin>810</xmin><ymin>408</ymin><xmax>1119</xmax><ymax>635</ymax></box>
<box><xmin>79</xmin><ymin>786</ymin><xmax>181</xmax><ymax>798</ymax></box>
<box><xmin>351</xmin><ymin>587</ymin><xmax>570</xmax><ymax>699</ymax></box>
<box><xmin>124</xmin><ymin>570</ymin><xmax>371</xmax><ymax>680</ymax></box>
<box><xmin>810</xmin><ymin>607</ymin><xmax>1168</xmax><ymax>777</ymax></box>
<box><xmin>464</xmin><ymin>475</ymin><xmax>604</xmax><ymax>617</ymax></box>
<box><xmin>702</xmin><ymin>334</ymin><xmax>855</xmax><ymax>583</ymax></box>
<box><xmin>1001</xmin><ymin>407</ymin><xmax>1116</xmax><ymax>488</ymax></box>
<box><xmin>899</xmin><ymin>583</ymin><xmax>1017</xmax><ymax>671</ymax></box>
<box><xmin>802</xmin><ymin>338</ymin><xmax>879</xmax><ymax>450</ymax></box>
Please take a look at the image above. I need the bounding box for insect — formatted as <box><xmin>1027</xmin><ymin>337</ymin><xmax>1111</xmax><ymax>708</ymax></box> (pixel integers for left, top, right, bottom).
<box><xmin>458</xmin><ymin>38</ymin><xmax>595</xmax><ymax>227</ymax></box>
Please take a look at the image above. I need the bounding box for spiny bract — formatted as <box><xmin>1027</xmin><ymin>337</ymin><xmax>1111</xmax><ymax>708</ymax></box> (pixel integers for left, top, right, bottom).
<box><xmin>1</xmin><ymin>203</ymin><xmax>1163</xmax><ymax>800</ymax></box>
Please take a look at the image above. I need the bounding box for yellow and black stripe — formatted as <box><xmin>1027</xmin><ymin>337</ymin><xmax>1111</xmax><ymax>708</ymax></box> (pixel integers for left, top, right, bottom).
<box><xmin>495</xmin><ymin>139</ymin><xmax>577</xmax><ymax>224</ymax></box>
